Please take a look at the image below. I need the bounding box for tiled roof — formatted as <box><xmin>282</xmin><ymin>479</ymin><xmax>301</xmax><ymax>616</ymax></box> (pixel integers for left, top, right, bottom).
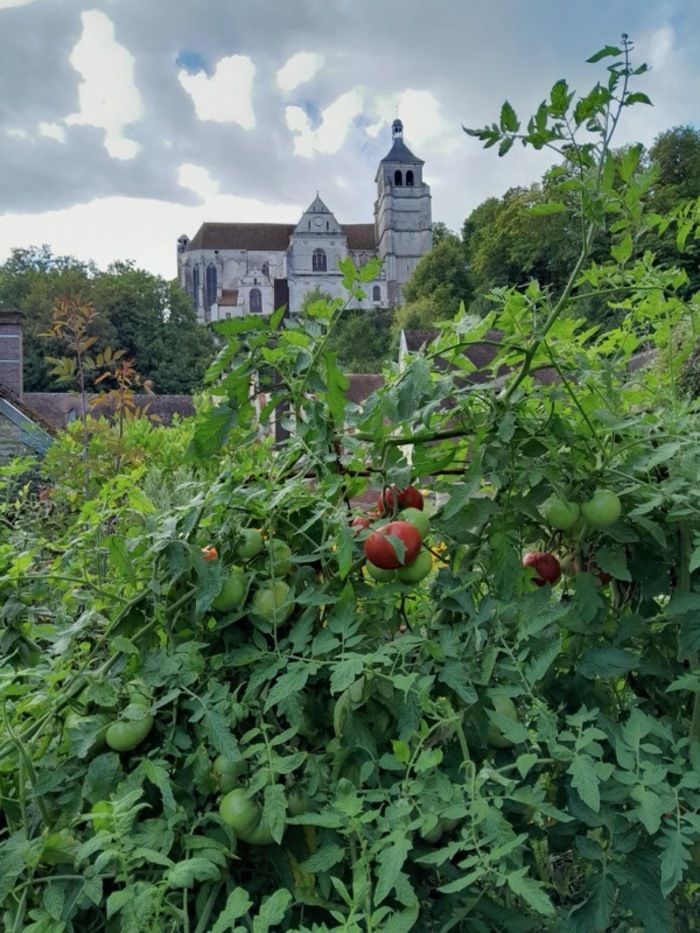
<box><xmin>186</xmin><ymin>222</ymin><xmax>376</xmax><ymax>253</ymax></box>
<box><xmin>24</xmin><ymin>392</ymin><xmax>195</xmax><ymax>428</ymax></box>
<box><xmin>380</xmin><ymin>138</ymin><xmax>424</xmax><ymax>165</ymax></box>
<box><xmin>0</xmin><ymin>387</ymin><xmax>56</xmax><ymax>435</ymax></box>
<box><xmin>346</xmin><ymin>374</ymin><xmax>384</xmax><ymax>404</ymax></box>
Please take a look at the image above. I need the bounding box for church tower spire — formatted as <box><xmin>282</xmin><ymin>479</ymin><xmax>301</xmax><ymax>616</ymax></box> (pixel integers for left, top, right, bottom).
<box><xmin>374</xmin><ymin>120</ymin><xmax>432</xmax><ymax>307</ymax></box>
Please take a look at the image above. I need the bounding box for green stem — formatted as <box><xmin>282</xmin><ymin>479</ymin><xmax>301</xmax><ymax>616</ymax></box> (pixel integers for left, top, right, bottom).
<box><xmin>678</xmin><ymin>523</ymin><xmax>700</xmax><ymax>748</ymax></box>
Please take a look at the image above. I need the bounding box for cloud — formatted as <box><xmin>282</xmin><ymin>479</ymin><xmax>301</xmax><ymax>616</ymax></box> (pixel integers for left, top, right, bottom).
<box><xmin>178</xmin><ymin>55</ymin><xmax>256</xmax><ymax>128</ymax></box>
<box><xmin>277</xmin><ymin>52</ymin><xmax>324</xmax><ymax>92</ymax></box>
<box><xmin>65</xmin><ymin>10</ymin><xmax>143</xmax><ymax>160</ymax></box>
<box><xmin>368</xmin><ymin>89</ymin><xmax>459</xmax><ymax>154</ymax></box>
<box><xmin>0</xmin><ymin>0</ymin><xmax>36</xmax><ymax>8</ymax></box>
<box><xmin>38</xmin><ymin>121</ymin><xmax>66</xmax><ymax>143</ymax></box>
<box><xmin>178</xmin><ymin>163</ymin><xmax>219</xmax><ymax>200</ymax></box>
<box><xmin>286</xmin><ymin>88</ymin><xmax>364</xmax><ymax>157</ymax></box>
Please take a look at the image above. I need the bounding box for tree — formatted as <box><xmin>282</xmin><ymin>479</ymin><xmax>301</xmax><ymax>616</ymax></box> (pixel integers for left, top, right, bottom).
<box><xmin>395</xmin><ymin>236</ymin><xmax>472</xmax><ymax>334</ymax></box>
<box><xmin>0</xmin><ymin>247</ymin><xmax>215</xmax><ymax>393</ymax></box>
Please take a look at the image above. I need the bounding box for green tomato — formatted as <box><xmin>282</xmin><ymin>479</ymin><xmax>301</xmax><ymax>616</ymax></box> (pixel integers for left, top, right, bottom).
<box><xmin>213</xmin><ymin>754</ymin><xmax>247</xmax><ymax>793</ymax></box>
<box><xmin>237</xmin><ymin>528</ymin><xmax>263</xmax><ymax>560</ymax></box>
<box><xmin>251</xmin><ymin>580</ymin><xmax>292</xmax><ymax>624</ymax></box>
<box><xmin>543</xmin><ymin>497</ymin><xmax>580</xmax><ymax>531</ymax></box>
<box><xmin>581</xmin><ymin>489</ymin><xmax>621</xmax><ymax>528</ymax></box>
<box><xmin>90</xmin><ymin>800</ymin><xmax>112</xmax><ymax>832</ymax></box>
<box><xmin>212</xmin><ymin>568</ymin><xmax>246</xmax><ymax>612</ymax></box>
<box><xmin>396</xmin><ymin>548</ymin><xmax>433</xmax><ymax>584</ymax></box>
<box><xmin>398</xmin><ymin>507</ymin><xmax>430</xmax><ymax>539</ymax></box>
<box><xmin>105</xmin><ymin>714</ymin><xmax>154</xmax><ymax>752</ymax></box>
<box><xmin>265</xmin><ymin>539</ymin><xmax>293</xmax><ymax>576</ymax></box>
<box><xmin>365</xmin><ymin>561</ymin><xmax>395</xmax><ymax>582</ymax></box>
<box><xmin>219</xmin><ymin>788</ymin><xmax>275</xmax><ymax>844</ymax></box>
<box><xmin>219</xmin><ymin>788</ymin><xmax>261</xmax><ymax>837</ymax></box>
<box><xmin>486</xmin><ymin>696</ymin><xmax>518</xmax><ymax>749</ymax></box>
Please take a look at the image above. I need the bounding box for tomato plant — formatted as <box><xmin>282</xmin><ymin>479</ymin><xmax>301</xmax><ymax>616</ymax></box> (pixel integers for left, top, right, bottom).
<box><xmin>1</xmin><ymin>36</ymin><xmax>700</xmax><ymax>933</ymax></box>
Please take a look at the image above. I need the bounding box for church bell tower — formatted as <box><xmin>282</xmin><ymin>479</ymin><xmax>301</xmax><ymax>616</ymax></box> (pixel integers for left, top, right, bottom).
<box><xmin>374</xmin><ymin>119</ymin><xmax>432</xmax><ymax>306</ymax></box>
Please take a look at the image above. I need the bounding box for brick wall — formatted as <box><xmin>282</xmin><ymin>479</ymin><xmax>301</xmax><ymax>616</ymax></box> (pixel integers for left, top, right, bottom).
<box><xmin>0</xmin><ymin>310</ymin><xmax>23</xmax><ymax>397</ymax></box>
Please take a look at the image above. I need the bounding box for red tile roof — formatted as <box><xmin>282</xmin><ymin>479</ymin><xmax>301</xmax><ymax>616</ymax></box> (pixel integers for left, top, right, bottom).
<box><xmin>186</xmin><ymin>222</ymin><xmax>376</xmax><ymax>253</ymax></box>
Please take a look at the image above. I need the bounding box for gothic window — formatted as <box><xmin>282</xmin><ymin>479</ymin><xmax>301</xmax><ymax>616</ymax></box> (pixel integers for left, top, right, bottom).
<box><xmin>192</xmin><ymin>266</ymin><xmax>200</xmax><ymax>309</ymax></box>
<box><xmin>249</xmin><ymin>288</ymin><xmax>262</xmax><ymax>313</ymax></box>
<box><xmin>312</xmin><ymin>248</ymin><xmax>327</xmax><ymax>272</ymax></box>
<box><xmin>406</xmin><ymin>170</ymin><xmax>414</xmax><ymax>186</ymax></box>
<box><xmin>183</xmin><ymin>266</ymin><xmax>192</xmax><ymax>296</ymax></box>
<box><xmin>205</xmin><ymin>264</ymin><xmax>217</xmax><ymax>308</ymax></box>
<box><xmin>262</xmin><ymin>261</ymin><xmax>269</xmax><ymax>278</ymax></box>
<box><xmin>394</xmin><ymin>170</ymin><xmax>403</xmax><ymax>186</ymax></box>
<box><xmin>372</xmin><ymin>285</ymin><xmax>381</xmax><ymax>302</ymax></box>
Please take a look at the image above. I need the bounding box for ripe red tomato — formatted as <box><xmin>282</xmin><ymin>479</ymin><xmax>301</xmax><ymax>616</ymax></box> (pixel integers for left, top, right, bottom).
<box><xmin>364</xmin><ymin>521</ymin><xmax>422</xmax><ymax>570</ymax></box>
<box><xmin>201</xmin><ymin>545</ymin><xmax>218</xmax><ymax>562</ymax></box>
<box><xmin>377</xmin><ymin>486</ymin><xmax>424</xmax><ymax>515</ymax></box>
<box><xmin>350</xmin><ymin>516</ymin><xmax>371</xmax><ymax>534</ymax></box>
<box><xmin>522</xmin><ymin>551</ymin><xmax>561</xmax><ymax>586</ymax></box>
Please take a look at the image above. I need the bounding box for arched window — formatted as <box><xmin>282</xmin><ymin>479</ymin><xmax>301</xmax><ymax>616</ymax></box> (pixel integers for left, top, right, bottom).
<box><xmin>249</xmin><ymin>288</ymin><xmax>262</xmax><ymax>313</ymax></box>
<box><xmin>372</xmin><ymin>285</ymin><xmax>381</xmax><ymax>302</ymax></box>
<box><xmin>183</xmin><ymin>266</ymin><xmax>192</xmax><ymax>295</ymax></box>
<box><xmin>261</xmin><ymin>261</ymin><xmax>269</xmax><ymax>278</ymax></box>
<box><xmin>406</xmin><ymin>170</ymin><xmax>414</xmax><ymax>186</ymax></box>
<box><xmin>192</xmin><ymin>266</ymin><xmax>200</xmax><ymax>309</ymax></box>
<box><xmin>394</xmin><ymin>170</ymin><xmax>403</xmax><ymax>186</ymax></box>
<box><xmin>205</xmin><ymin>264</ymin><xmax>217</xmax><ymax>308</ymax></box>
<box><xmin>312</xmin><ymin>248</ymin><xmax>327</xmax><ymax>272</ymax></box>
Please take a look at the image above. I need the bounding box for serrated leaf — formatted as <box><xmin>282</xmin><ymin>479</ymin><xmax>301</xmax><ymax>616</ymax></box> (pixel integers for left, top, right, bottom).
<box><xmin>167</xmin><ymin>856</ymin><xmax>221</xmax><ymax>888</ymax></box>
<box><xmin>625</xmin><ymin>91</ymin><xmax>652</xmax><ymax>107</ymax></box>
<box><xmin>506</xmin><ymin>868</ymin><xmax>556</xmax><ymax>915</ymax></box>
<box><xmin>611</xmin><ymin>232</ymin><xmax>633</xmax><ymax>264</ymax></box>
<box><xmin>586</xmin><ymin>45</ymin><xmax>622</xmax><ymax>63</ymax></box>
<box><xmin>253</xmin><ymin>889</ymin><xmax>292</xmax><ymax>932</ymax></box>
<box><xmin>263</xmin><ymin>783</ymin><xmax>287</xmax><ymax>844</ymax></box>
<box><xmin>300</xmin><ymin>843</ymin><xmax>345</xmax><ymax>872</ymax></box>
<box><xmin>375</xmin><ymin>836</ymin><xmax>411</xmax><ymax>905</ymax></box>
<box><xmin>499</xmin><ymin>100</ymin><xmax>519</xmax><ymax>133</ymax></box>
<box><xmin>657</xmin><ymin>826</ymin><xmax>690</xmax><ymax>896</ymax></box>
<box><xmin>264</xmin><ymin>665</ymin><xmax>310</xmax><ymax>711</ymax></box>
<box><xmin>330</xmin><ymin>658</ymin><xmax>364</xmax><ymax>694</ymax></box>
<box><xmin>579</xmin><ymin>646</ymin><xmax>638</xmax><ymax>679</ymax></box>
<box><xmin>211</xmin><ymin>887</ymin><xmax>254</xmax><ymax>933</ymax></box>
<box><xmin>569</xmin><ymin>753</ymin><xmax>601</xmax><ymax>812</ymax></box>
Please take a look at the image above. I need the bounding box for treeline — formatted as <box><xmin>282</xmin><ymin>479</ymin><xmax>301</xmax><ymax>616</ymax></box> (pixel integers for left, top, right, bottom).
<box><xmin>0</xmin><ymin>247</ymin><xmax>215</xmax><ymax>394</ymax></box>
<box><xmin>394</xmin><ymin>125</ymin><xmax>700</xmax><ymax>335</ymax></box>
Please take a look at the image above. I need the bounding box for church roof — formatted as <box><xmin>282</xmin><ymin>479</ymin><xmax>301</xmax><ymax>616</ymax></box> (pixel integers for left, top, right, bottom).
<box><xmin>186</xmin><ymin>222</ymin><xmax>376</xmax><ymax>252</ymax></box>
<box><xmin>380</xmin><ymin>137</ymin><xmax>424</xmax><ymax>165</ymax></box>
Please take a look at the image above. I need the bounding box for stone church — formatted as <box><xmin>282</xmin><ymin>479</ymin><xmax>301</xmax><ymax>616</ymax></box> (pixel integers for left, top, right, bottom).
<box><xmin>176</xmin><ymin>120</ymin><xmax>432</xmax><ymax>323</ymax></box>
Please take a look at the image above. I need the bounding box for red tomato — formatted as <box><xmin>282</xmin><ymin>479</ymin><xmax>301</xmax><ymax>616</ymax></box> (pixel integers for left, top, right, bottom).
<box><xmin>350</xmin><ymin>516</ymin><xmax>371</xmax><ymax>534</ymax></box>
<box><xmin>364</xmin><ymin>521</ymin><xmax>422</xmax><ymax>570</ymax></box>
<box><xmin>522</xmin><ymin>551</ymin><xmax>561</xmax><ymax>586</ymax></box>
<box><xmin>201</xmin><ymin>545</ymin><xmax>218</xmax><ymax>562</ymax></box>
<box><xmin>377</xmin><ymin>486</ymin><xmax>424</xmax><ymax>515</ymax></box>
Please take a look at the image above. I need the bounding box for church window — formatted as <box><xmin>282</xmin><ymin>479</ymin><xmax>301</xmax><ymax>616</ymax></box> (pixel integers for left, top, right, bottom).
<box><xmin>262</xmin><ymin>261</ymin><xmax>269</xmax><ymax>277</ymax></box>
<box><xmin>205</xmin><ymin>264</ymin><xmax>217</xmax><ymax>308</ymax></box>
<box><xmin>312</xmin><ymin>248</ymin><xmax>327</xmax><ymax>272</ymax></box>
<box><xmin>372</xmin><ymin>285</ymin><xmax>381</xmax><ymax>302</ymax></box>
<box><xmin>249</xmin><ymin>288</ymin><xmax>262</xmax><ymax>313</ymax></box>
<box><xmin>326</xmin><ymin>221</ymin><xmax>329</xmax><ymax>230</ymax></box>
<box><xmin>192</xmin><ymin>266</ymin><xmax>200</xmax><ymax>309</ymax></box>
<box><xmin>394</xmin><ymin>170</ymin><xmax>403</xmax><ymax>186</ymax></box>
<box><xmin>406</xmin><ymin>170</ymin><xmax>414</xmax><ymax>186</ymax></box>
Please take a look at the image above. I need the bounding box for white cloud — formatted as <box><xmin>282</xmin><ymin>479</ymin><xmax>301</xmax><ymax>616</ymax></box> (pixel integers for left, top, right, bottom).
<box><xmin>65</xmin><ymin>10</ymin><xmax>143</xmax><ymax>160</ymax></box>
<box><xmin>0</xmin><ymin>192</ymin><xmax>303</xmax><ymax>278</ymax></box>
<box><xmin>178</xmin><ymin>55</ymin><xmax>256</xmax><ymax>128</ymax></box>
<box><xmin>286</xmin><ymin>88</ymin><xmax>364</xmax><ymax>157</ymax></box>
<box><xmin>177</xmin><ymin>163</ymin><xmax>219</xmax><ymax>200</ymax></box>
<box><xmin>38</xmin><ymin>121</ymin><xmax>66</xmax><ymax>143</ymax></box>
<box><xmin>368</xmin><ymin>89</ymin><xmax>459</xmax><ymax>154</ymax></box>
<box><xmin>277</xmin><ymin>51</ymin><xmax>323</xmax><ymax>92</ymax></box>
<box><xmin>5</xmin><ymin>127</ymin><xmax>29</xmax><ymax>139</ymax></box>
<box><xmin>0</xmin><ymin>0</ymin><xmax>36</xmax><ymax>8</ymax></box>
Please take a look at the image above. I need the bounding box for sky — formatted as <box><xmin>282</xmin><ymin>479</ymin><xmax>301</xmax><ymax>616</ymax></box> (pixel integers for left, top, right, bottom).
<box><xmin>0</xmin><ymin>0</ymin><xmax>698</xmax><ymax>279</ymax></box>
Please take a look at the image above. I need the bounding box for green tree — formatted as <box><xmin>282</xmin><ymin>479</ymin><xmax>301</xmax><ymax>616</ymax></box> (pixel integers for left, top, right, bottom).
<box><xmin>0</xmin><ymin>247</ymin><xmax>215</xmax><ymax>393</ymax></box>
<box><xmin>394</xmin><ymin>235</ymin><xmax>472</xmax><ymax>334</ymax></box>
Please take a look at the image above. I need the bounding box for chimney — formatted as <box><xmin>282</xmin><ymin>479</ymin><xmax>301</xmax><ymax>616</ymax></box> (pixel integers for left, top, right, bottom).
<box><xmin>0</xmin><ymin>309</ymin><xmax>24</xmax><ymax>398</ymax></box>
